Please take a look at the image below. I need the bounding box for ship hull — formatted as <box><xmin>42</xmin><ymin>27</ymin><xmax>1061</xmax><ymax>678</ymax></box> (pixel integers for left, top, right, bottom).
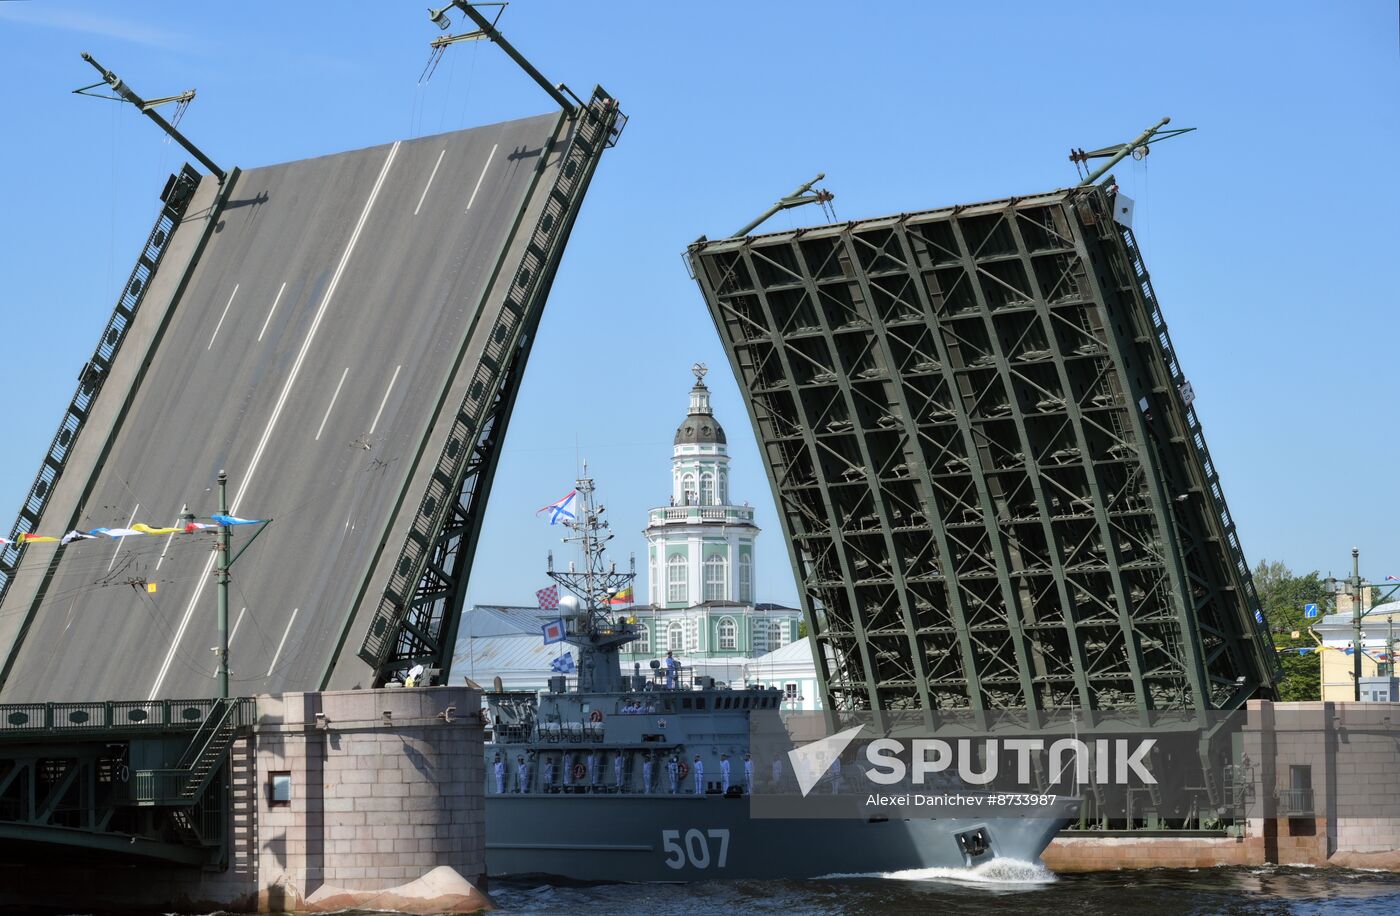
<box><xmin>486</xmin><ymin>793</ymin><xmax>1072</xmax><ymax>882</ymax></box>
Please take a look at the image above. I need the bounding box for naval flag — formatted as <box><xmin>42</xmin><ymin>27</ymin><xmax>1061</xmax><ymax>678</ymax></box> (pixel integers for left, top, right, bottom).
<box><xmin>536</xmin><ymin>489</ymin><xmax>578</xmax><ymax>526</ymax></box>
<box><xmin>550</xmin><ymin>652</ymin><xmax>576</xmax><ymax>674</ymax></box>
<box><xmin>541</xmin><ymin>618</ymin><xmax>567</xmax><ymax>645</ymax></box>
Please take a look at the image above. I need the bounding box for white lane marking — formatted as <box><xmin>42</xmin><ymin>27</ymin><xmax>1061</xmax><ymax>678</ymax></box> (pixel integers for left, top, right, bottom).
<box><xmin>368</xmin><ymin>364</ymin><xmax>402</xmax><ymax>436</ymax></box>
<box><xmin>413</xmin><ymin>148</ymin><xmax>447</xmax><ymax>216</ymax></box>
<box><xmin>106</xmin><ymin>504</ymin><xmax>139</xmax><ymax>572</ymax></box>
<box><xmin>315</xmin><ymin>367</ymin><xmax>351</xmax><ymax>441</ymax></box>
<box><xmin>229</xmin><ymin>606</ymin><xmax>247</xmax><ymax>647</ymax></box>
<box><xmin>148</xmin><ymin>141</ymin><xmax>402</xmax><ymax>702</ymax></box>
<box><xmin>230</xmin><ymin>140</ymin><xmax>401</xmax><ymax>515</ymax></box>
<box><xmin>207</xmin><ymin>285</ymin><xmax>239</xmax><ymax>350</ymax></box>
<box><xmin>465</xmin><ymin>143</ymin><xmax>498</xmax><ymax>211</ymax></box>
<box><xmin>266</xmin><ymin>608</ymin><xmax>299</xmax><ymax>678</ymax></box>
<box><xmin>256</xmin><ymin>281</ymin><xmax>288</xmax><ymax>342</ymax></box>
<box><xmin>154</xmin><ymin>514</ymin><xmax>180</xmax><ymax>571</ymax></box>
<box><xmin>150</xmin><ymin>553</ymin><xmax>214</xmax><ymax>701</ymax></box>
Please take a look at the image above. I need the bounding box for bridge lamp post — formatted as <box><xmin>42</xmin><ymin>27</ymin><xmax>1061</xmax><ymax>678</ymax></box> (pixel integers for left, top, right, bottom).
<box><xmin>180</xmin><ymin>470</ymin><xmax>269</xmax><ymax>700</ymax></box>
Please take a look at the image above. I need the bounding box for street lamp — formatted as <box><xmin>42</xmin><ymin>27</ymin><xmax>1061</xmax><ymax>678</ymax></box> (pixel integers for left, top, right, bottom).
<box><xmin>180</xmin><ymin>470</ymin><xmax>270</xmax><ymax>699</ymax></box>
<box><xmin>1323</xmin><ymin>548</ymin><xmax>1390</xmax><ymax>702</ymax></box>
<box><xmin>420</xmin><ymin>2</ymin><xmax>574</xmax><ymax>113</ymax></box>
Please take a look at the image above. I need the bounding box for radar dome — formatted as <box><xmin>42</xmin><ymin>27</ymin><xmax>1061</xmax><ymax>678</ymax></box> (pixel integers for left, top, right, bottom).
<box><xmin>558</xmin><ymin>594</ymin><xmax>583</xmax><ymax>616</ymax></box>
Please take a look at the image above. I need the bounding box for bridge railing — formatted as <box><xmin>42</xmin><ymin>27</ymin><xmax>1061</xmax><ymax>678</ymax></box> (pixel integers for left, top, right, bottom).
<box><xmin>0</xmin><ymin>696</ymin><xmax>255</xmax><ymax>740</ymax></box>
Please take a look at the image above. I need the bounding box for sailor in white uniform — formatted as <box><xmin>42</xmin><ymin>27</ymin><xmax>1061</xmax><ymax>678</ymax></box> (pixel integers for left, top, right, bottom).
<box><xmin>543</xmin><ymin>757</ymin><xmax>556</xmax><ymax>793</ymax></box>
<box><xmin>720</xmin><ymin>753</ymin><xmax>731</xmax><ymax>793</ymax></box>
<box><xmin>692</xmin><ymin>754</ymin><xmax>705</xmax><ymax>795</ymax></box>
<box><xmin>667</xmin><ymin>756</ymin><xmax>679</xmax><ymax>794</ymax></box>
<box><xmin>492</xmin><ymin>754</ymin><xmax>505</xmax><ymax>794</ymax></box>
<box><xmin>516</xmin><ymin>755</ymin><xmax>529</xmax><ymax>793</ymax></box>
<box><xmin>613</xmin><ymin>752</ymin><xmax>625</xmax><ymax>789</ymax></box>
<box><xmin>743</xmin><ymin>753</ymin><xmax>754</xmax><ymax>794</ymax></box>
<box><xmin>642</xmin><ymin>754</ymin><xmax>655</xmax><ymax>794</ymax></box>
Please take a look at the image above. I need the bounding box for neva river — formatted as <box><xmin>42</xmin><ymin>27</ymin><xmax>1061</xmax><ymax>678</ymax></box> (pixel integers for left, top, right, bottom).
<box><xmin>483</xmin><ymin>861</ymin><xmax>1400</xmax><ymax>915</ymax></box>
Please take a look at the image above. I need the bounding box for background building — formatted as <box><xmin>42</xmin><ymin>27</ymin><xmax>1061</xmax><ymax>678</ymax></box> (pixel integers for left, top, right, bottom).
<box><xmin>1315</xmin><ymin>598</ymin><xmax>1400</xmax><ymax>702</ymax></box>
<box><xmin>743</xmin><ymin>639</ymin><xmax>825</xmax><ymax>711</ymax></box>
<box><xmin>453</xmin><ymin>605</ymin><xmax>566</xmax><ymax>693</ymax></box>
<box><xmin>643</xmin><ymin>364</ymin><xmax>759</xmax><ymax>607</ymax></box>
<box><xmin>457</xmin><ymin>365</ymin><xmax>803</xmax><ymax>691</ymax></box>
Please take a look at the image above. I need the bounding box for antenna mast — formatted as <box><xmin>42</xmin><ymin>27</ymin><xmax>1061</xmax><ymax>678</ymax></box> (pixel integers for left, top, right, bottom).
<box><xmin>547</xmin><ymin>466</ymin><xmax>636</xmax><ymax>635</ymax></box>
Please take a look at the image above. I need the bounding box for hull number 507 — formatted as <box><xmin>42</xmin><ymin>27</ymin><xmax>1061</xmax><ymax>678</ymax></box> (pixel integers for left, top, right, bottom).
<box><xmin>661</xmin><ymin>828</ymin><xmax>729</xmax><ymax>869</ymax></box>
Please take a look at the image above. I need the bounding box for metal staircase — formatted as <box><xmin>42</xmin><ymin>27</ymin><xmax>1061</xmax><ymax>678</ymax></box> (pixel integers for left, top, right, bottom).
<box><xmin>131</xmin><ymin>697</ymin><xmax>242</xmax><ymax>806</ymax></box>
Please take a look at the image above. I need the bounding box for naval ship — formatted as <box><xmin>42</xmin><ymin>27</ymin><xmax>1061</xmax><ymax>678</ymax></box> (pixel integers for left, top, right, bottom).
<box><xmin>481</xmin><ymin>474</ymin><xmax>1074</xmax><ymax>881</ymax></box>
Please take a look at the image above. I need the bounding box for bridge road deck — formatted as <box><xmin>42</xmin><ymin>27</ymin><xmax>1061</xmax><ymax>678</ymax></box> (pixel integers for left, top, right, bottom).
<box><xmin>0</xmin><ymin>111</ymin><xmax>569</xmax><ymax>702</ymax></box>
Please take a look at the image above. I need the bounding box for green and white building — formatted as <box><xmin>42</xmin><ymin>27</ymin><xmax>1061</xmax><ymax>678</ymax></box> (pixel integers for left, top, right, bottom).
<box><xmin>620</xmin><ymin>365</ymin><xmax>801</xmax><ymax>683</ymax></box>
<box><xmin>457</xmin><ymin>365</ymin><xmax>803</xmax><ymax>690</ymax></box>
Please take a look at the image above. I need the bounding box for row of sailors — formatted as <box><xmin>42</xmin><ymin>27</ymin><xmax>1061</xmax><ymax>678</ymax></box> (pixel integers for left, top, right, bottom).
<box><xmin>492</xmin><ymin>750</ymin><xmax>816</xmax><ymax>795</ymax></box>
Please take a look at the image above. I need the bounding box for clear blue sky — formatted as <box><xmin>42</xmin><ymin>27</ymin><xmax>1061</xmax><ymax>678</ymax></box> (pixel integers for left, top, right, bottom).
<box><xmin>1</xmin><ymin>1</ymin><xmax>1397</xmax><ymax>610</ymax></box>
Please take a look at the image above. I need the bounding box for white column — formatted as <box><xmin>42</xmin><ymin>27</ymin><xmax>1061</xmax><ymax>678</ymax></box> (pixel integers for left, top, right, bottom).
<box><xmin>689</xmin><ymin>532</ymin><xmax>702</xmax><ymax>606</ymax></box>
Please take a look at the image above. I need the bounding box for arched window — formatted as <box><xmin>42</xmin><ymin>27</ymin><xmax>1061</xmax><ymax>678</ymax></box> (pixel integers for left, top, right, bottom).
<box><xmin>738</xmin><ymin>553</ymin><xmax>752</xmax><ymax>603</ymax></box>
<box><xmin>668</xmin><ymin>621</ymin><xmax>685</xmax><ymax>652</ymax></box>
<box><xmin>769</xmin><ymin>620</ymin><xmax>788</xmax><ymax>649</ymax></box>
<box><xmin>718</xmin><ymin>471</ymin><xmax>727</xmax><ymax>505</ymax></box>
<box><xmin>635</xmin><ymin>623</ymin><xmax>651</xmax><ymax>655</ymax></box>
<box><xmin>717</xmin><ymin>616</ymin><xmax>737</xmax><ymax>650</ymax></box>
<box><xmin>681</xmin><ymin>473</ymin><xmax>696</xmax><ymax>506</ymax></box>
<box><xmin>752</xmin><ymin>620</ymin><xmax>769</xmax><ymax>653</ymax></box>
<box><xmin>703</xmin><ymin>555</ymin><xmax>727</xmax><ymax>602</ymax></box>
<box><xmin>649</xmin><ymin>559</ymin><xmax>658</xmax><ymax>604</ymax></box>
<box><xmin>667</xmin><ymin>555</ymin><xmax>688</xmax><ymax>604</ymax></box>
<box><xmin>700</xmin><ymin>473</ymin><xmax>715</xmax><ymax>506</ymax></box>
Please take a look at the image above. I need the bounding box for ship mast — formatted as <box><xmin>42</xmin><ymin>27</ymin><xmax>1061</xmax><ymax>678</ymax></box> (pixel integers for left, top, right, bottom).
<box><xmin>547</xmin><ymin>465</ymin><xmax>637</xmax><ymax>692</ymax></box>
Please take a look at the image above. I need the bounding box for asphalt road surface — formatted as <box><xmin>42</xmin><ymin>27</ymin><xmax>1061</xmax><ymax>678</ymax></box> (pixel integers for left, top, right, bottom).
<box><xmin>0</xmin><ymin>111</ymin><xmax>568</xmax><ymax>702</ymax></box>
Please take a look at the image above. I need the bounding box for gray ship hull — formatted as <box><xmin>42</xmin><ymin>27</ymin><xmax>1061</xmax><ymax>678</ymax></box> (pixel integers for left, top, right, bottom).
<box><xmin>486</xmin><ymin>793</ymin><xmax>1072</xmax><ymax>882</ymax></box>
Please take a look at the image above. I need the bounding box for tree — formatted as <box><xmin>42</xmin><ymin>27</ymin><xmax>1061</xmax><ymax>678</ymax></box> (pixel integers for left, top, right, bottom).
<box><xmin>1252</xmin><ymin>559</ymin><xmax>1326</xmax><ymax>701</ymax></box>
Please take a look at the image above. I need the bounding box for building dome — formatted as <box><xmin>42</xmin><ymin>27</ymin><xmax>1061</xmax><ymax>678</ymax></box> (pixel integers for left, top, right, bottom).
<box><xmin>673</xmin><ymin>364</ymin><xmax>726</xmax><ymax>446</ymax></box>
<box><xmin>674</xmin><ymin>406</ymin><xmax>727</xmax><ymax>446</ymax></box>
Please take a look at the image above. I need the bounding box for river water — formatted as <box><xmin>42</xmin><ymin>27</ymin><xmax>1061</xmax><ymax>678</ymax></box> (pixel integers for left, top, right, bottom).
<box><xmin>23</xmin><ymin>861</ymin><xmax>1400</xmax><ymax>915</ymax></box>
<box><xmin>481</xmin><ymin>860</ymin><xmax>1400</xmax><ymax>915</ymax></box>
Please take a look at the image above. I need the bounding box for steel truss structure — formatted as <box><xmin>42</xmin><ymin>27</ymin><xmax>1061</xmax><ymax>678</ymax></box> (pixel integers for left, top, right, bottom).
<box><xmin>0</xmin><ymin>697</ymin><xmax>253</xmax><ymax>866</ymax></box>
<box><xmin>689</xmin><ymin>185</ymin><xmax>1275</xmax><ymax>732</ymax></box>
<box><xmin>355</xmin><ymin>88</ymin><xmax>624</xmax><ymax>684</ymax></box>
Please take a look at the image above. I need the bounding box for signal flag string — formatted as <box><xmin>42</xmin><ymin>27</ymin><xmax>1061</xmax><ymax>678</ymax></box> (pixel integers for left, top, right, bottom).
<box><xmin>1</xmin><ymin>515</ymin><xmax>267</xmax><ymax>548</ymax></box>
